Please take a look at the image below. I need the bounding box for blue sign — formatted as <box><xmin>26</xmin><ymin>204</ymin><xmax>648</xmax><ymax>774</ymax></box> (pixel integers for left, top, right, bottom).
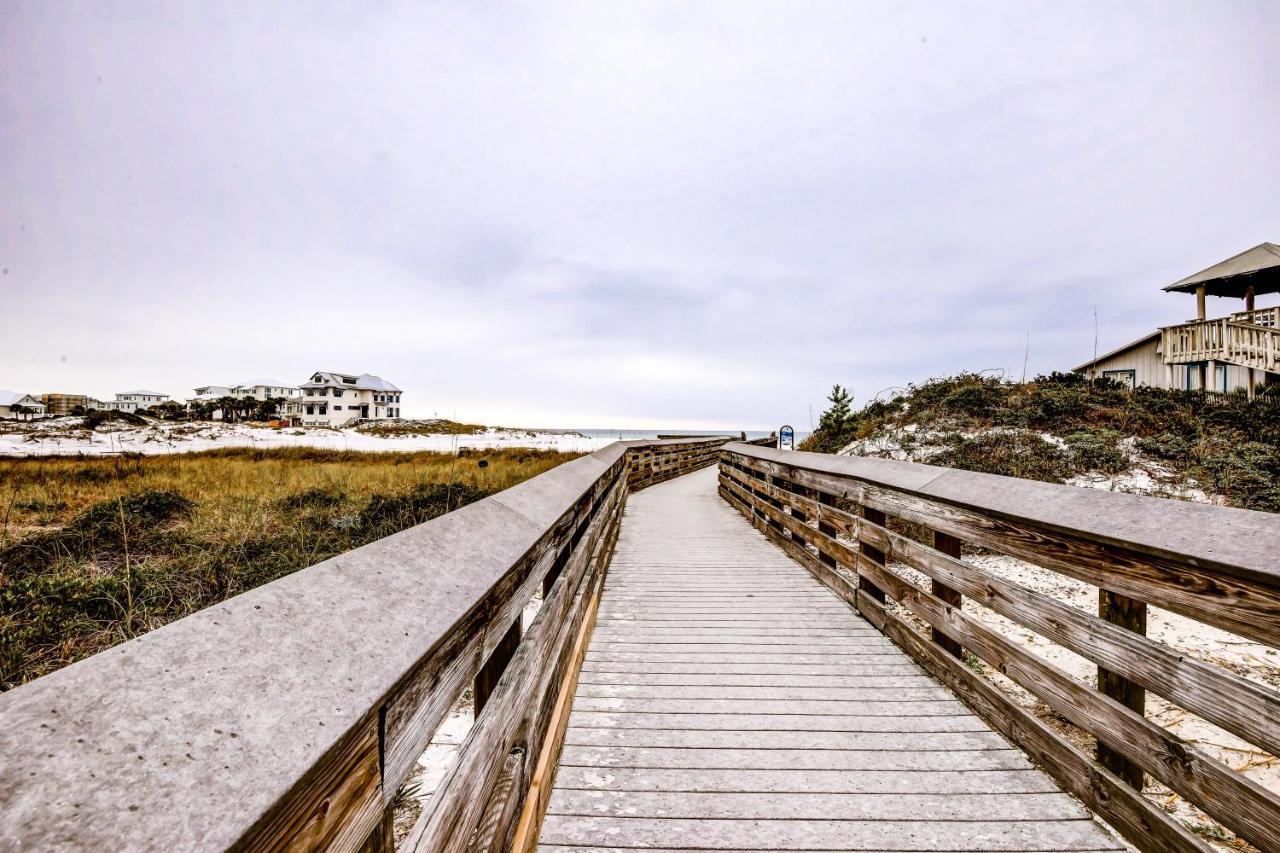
<box><xmin>779</xmin><ymin>424</ymin><xmax>795</xmax><ymax>450</ymax></box>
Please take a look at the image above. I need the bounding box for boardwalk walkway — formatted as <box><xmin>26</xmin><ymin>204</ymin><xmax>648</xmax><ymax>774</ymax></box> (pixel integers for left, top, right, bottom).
<box><xmin>538</xmin><ymin>466</ymin><xmax>1123</xmax><ymax>852</ymax></box>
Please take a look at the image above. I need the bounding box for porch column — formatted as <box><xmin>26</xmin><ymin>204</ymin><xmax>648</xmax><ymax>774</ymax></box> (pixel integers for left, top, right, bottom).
<box><xmin>1245</xmin><ymin>284</ymin><xmax>1256</xmax><ymax>313</ymax></box>
<box><xmin>1196</xmin><ymin>285</ymin><xmax>1206</xmax><ymax>320</ymax></box>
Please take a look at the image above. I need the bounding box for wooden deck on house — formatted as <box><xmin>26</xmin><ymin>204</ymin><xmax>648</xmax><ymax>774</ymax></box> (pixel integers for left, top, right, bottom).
<box><xmin>538</xmin><ymin>467</ymin><xmax>1123</xmax><ymax>852</ymax></box>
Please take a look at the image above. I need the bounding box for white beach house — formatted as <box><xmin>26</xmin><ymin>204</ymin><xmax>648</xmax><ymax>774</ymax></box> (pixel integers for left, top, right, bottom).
<box><xmin>0</xmin><ymin>391</ymin><xmax>47</xmax><ymax>420</ymax></box>
<box><xmin>104</xmin><ymin>390</ymin><xmax>171</xmax><ymax>413</ymax></box>
<box><xmin>299</xmin><ymin>372</ymin><xmax>402</xmax><ymax>427</ymax></box>
<box><xmin>233</xmin><ymin>380</ymin><xmax>303</xmax><ymax>421</ymax></box>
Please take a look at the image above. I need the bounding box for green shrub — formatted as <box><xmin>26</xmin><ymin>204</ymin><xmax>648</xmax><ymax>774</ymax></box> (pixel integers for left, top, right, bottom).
<box><xmin>1197</xmin><ymin>441</ymin><xmax>1280</xmax><ymax>512</ymax></box>
<box><xmin>1064</xmin><ymin>430</ymin><xmax>1129</xmax><ymax>475</ymax></box>
<box><xmin>931</xmin><ymin>431</ymin><xmax>1071</xmax><ymax>483</ymax></box>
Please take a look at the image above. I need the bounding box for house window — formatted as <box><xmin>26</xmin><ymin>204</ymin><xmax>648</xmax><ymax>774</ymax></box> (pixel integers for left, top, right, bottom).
<box><xmin>1101</xmin><ymin>369</ymin><xmax>1136</xmax><ymax>390</ymax></box>
<box><xmin>334</xmin><ymin>405</ymin><xmax>342</xmax><ymax>411</ymax></box>
<box><xmin>333</xmin><ymin>389</ymin><xmax>344</xmax><ymax>397</ymax></box>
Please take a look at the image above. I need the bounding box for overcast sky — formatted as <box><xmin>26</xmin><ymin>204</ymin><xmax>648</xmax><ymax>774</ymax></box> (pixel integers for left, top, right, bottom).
<box><xmin>3</xmin><ymin>2</ymin><xmax>1278</xmax><ymax>429</ymax></box>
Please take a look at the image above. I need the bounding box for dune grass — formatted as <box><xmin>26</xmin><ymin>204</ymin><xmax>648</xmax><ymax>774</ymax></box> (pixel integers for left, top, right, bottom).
<box><xmin>0</xmin><ymin>446</ymin><xmax>579</xmax><ymax>690</ymax></box>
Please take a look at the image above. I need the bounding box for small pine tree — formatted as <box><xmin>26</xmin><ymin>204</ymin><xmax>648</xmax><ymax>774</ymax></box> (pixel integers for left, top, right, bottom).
<box><xmin>802</xmin><ymin>384</ymin><xmax>858</xmax><ymax>453</ymax></box>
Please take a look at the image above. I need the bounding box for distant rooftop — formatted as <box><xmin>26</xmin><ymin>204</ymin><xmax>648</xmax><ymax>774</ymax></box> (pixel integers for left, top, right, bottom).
<box><xmin>118</xmin><ymin>390</ymin><xmax>168</xmax><ymax>397</ymax></box>
<box><xmin>0</xmin><ymin>390</ymin><xmax>34</xmax><ymax>407</ymax></box>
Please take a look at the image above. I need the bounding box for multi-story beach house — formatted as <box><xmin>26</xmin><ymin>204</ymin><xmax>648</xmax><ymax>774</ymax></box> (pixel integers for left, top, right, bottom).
<box><xmin>299</xmin><ymin>372</ymin><xmax>402</xmax><ymax>427</ymax></box>
<box><xmin>104</xmin><ymin>390</ymin><xmax>170</xmax><ymax>413</ymax></box>
<box><xmin>1076</xmin><ymin>242</ymin><xmax>1280</xmax><ymax>398</ymax></box>
<box><xmin>233</xmin><ymin>380</ymin><xmax>303</xmax><ymax>420</ymax></box>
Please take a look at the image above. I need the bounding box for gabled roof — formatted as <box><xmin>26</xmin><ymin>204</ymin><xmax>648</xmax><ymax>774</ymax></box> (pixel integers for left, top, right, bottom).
<box><xmin>302</xmin><ymin>372</ymin><xmax>401</xmax><ymax>392</ymax></box>
<box><xmin>1164</xmin><ymin>242</ymin><xmax>1280</xmax><ymax>297</ymax></box>
<box><xmin>1072</xmin><ymin>330</ymin><xmax>1161</xmax><ymax>373</ymax></box>
<box><xmin>0</xmin><ymin>390</ymin><xmax>42</xmax><ymax>407</ymax></box>
<box><xmin>119</xmin><ymin>390</ymin><xmax>169</xmax><ymax>397</ymax></box>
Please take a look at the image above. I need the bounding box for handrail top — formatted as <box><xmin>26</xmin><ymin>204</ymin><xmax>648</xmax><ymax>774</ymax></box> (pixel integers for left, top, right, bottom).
<box><xmin>724</xmin><ymin>442</ymin><xmax>1280</xmax><ymax>587</ymax></box>
<box><xmin>0</xmin><ymin>436</ymin><xmax>714</xmax><ymax>851</ymax></box>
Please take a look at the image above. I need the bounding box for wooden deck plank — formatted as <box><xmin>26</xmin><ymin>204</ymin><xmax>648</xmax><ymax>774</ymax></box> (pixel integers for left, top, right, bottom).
<box><xmin>562</xmin><ymin>728</ymin><xmax>1013</xmax><ymax>751</ymax></box>
<box><xmin>538</xmin><ymin>467</ymin><xmax>1122</xmax><ymax>852</ymax></box>
<box><xmin>566</xmin><ymin>712</ymin><xmax>992</xmax><ymax>733</ymax></box>
<box><xmin>538</xmin><ymin>815</ymin><xmax>1112</xmax><ymax>850</ymax></box>
<box><xmin>545</xmin><ymin>790</ymin><xmax>1090</xmax><ymax>821</ymax></box>
<box><xmin>558</xmin><ymin>744</ymin><xmax>1031</xmax><ymax>772</ymax></box>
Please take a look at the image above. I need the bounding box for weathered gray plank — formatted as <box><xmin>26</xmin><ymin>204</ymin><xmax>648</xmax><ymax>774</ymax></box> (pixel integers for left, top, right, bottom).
<box><xmin>577</xmin><ymin>672</ymin><xmax>936</xmax><ymax>687</ymax></box>
<box><xmin>549</xmin><ymin>765</ymin><xmax>1063</xmax><ymax>794</ymax></box>
<box><xmin>538</xmin><ymin>815</ymin><xmax>1115</xmax><ymax>850</ymax></box>
<box><xmin>558</xmin><ymin>744</ymin><xmax>1029</xmax><ymax>771</ymax></box>
<box><xmin>580</xmin><ymin>661</ymin><xmax>924</xmax><ymax>675</ymax></box>
<box><xmin>571</xmin><ymin>697</ymin><xmax>972</xmax><ymax>715</ymax></box>
<box><xmin>566</xmin><ymin>711</ymin><xmax>990</xmax><ymax>733</ymax></box>
<box><xmin>545</xmin><ymin>789</ymin><xmax>1088</xmax><ymax>821</ymax></box>
<box><xmin>562</xmin><ymin>727</ymin><xmax>1012</xmax><ymax>751</ymax></box>
<box><xmin>573</xmin><ymin>684</ymin><xmax>952</xmax><ymax>701</ymax></box>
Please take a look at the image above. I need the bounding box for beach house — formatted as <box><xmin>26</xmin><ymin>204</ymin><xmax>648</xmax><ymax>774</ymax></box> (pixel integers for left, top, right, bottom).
<box><xmin>104</xmin><ymin>390</ymin><xmax>171</xmax><ymax>413</ymax></box>
<box><xmin>299</xmin><ymin>372</ymin><xmax>402</xmax><ymax>427</ymax></box>
<box><xmin>1075</xmin><ymin>242</ymin><xmax>1280</xmax><ymax>397</ymax></box>
<box><xmin>0</xmin><ymin>391</ymin><xmax>47</xmax><ymax>420</ymax></box>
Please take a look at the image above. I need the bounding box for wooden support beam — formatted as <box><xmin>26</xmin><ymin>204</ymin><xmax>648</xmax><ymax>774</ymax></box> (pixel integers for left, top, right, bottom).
<box><xmin>475</xmin><ymin>618</ymin><xmax>521</xmax><ymax>714</ymax></box>
<box><xmin>1197</xmin><ymin>284</ymin><xmax>1206</xmax><ymax>320</ymax></box>
<box><xmin>1097</xmin><ymin>590</ymin><xmax>1147</xmax><ymax>790</ymax></box>
<box><xmin>931</xmin><ymin>530</ymin><xmax>964</xmax><ymax>658</ymax></box>
<box><xmin>816</xmin><ymin>491</ymin><xmax>839</xmax><ymax>568</ymax></box>
<box><xmin>859</xmin><ymin>506</ymin><xmax>887</xmax><ymax>603</ymax></box>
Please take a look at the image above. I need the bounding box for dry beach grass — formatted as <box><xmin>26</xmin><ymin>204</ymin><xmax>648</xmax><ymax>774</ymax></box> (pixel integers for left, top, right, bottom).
<box><xmin>0</xmin><ymin>446</ymin><xmax>579</xmax><ymax>689</ymax></box>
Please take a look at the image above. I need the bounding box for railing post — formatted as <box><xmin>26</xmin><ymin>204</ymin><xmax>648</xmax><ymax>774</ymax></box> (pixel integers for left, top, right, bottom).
<box><xmin>858</xmin><ymin>507</ymin><xmax>887</xmax><ymax>603</ymax></box>
<box><xmin>475</xmin><ymin>619</ymin><xmax>521</xmax><ymax>713</ymax></box>
<box><xmin>931</xmin><ymin>531</ymin><xmax>964</xmax><ymax>658</ymax></box>
<box><xmin>816</xmin><ymin>491</ymin><xmax>839</xmax><ymax>568</ymax></box>
<box><xmin>1097</xmin><ymin>589</ymin><xmax>1146</xmax><ymax>789</ymax></box>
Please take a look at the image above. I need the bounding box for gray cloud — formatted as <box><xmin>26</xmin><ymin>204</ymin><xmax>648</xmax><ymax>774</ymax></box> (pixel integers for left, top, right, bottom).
<box><xmin>3</xmin><ymin>1</ymin><xmax>1278</xmax><ymax>429</ymax></box>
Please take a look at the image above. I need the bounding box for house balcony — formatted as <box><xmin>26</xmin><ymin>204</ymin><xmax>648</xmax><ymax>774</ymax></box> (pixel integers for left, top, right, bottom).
<box><xmin>1161</xmin><ymin>309</ymin><xmax>1280</xmax><ymax>372</ymax></box>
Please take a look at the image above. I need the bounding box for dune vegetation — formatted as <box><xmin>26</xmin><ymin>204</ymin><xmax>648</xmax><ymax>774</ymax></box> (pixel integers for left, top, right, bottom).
<box><xmin>0</xmin><ymin>446</ymin><xmax>578</xmax><ymax>689</ymax></box>
<box><xmin>802</xmin><ymin>372</ymin><xmax>1280</xmax><ymax>512</ymax></box>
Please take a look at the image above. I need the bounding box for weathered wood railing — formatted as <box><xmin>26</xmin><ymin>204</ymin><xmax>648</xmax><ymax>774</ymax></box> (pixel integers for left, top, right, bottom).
<box><xmin>718</xmin><ymin>442</ymin><xmax>1280</xmax><ymax>853</ymax></box>
<box><xmin>1163</xmin><ymin>316</ymin><xmax>1280</xmax><ymax>371</ymax></box>
<box><xmin>0</xmin><ymin>436</ymin><xmax>733</xmax><ymax>852</ymax></box>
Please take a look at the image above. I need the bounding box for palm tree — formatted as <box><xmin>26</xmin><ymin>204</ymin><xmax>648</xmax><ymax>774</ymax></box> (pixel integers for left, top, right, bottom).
<box><xmin>216</xmin><ymin>395</ymin><xmax>239</xmax><ymax>423</ymax></box>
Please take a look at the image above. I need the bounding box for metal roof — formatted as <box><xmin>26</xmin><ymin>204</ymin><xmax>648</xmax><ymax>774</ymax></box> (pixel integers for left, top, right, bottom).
<box><xmin>1163</xmin><ymin>242</ymin><xmax>1280</xmax><ymax>297</ymax></box>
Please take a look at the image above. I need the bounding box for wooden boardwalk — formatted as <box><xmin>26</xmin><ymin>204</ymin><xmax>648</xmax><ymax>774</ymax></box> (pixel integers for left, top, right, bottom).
<box><xmin>538</xmin><ymin>466</ymin><xmax>1123</xmax><ymax>852</ymax></box>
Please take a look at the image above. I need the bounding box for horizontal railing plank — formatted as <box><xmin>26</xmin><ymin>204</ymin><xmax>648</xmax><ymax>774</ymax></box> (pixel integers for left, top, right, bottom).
<box><xmin>726</xmin><ymin>445</ymin><xmax>1280</xmax><ymax>646</ymax></box>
